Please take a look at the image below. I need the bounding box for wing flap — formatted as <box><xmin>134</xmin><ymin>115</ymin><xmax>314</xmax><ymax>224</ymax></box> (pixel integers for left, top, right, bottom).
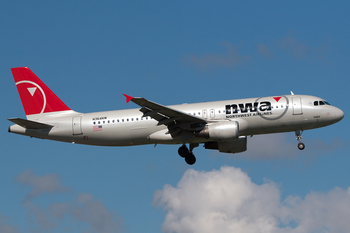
<box><xmin>8</xmin><ymin>118</ymin><xmax>53</xmax><ymax>129</ymax></box>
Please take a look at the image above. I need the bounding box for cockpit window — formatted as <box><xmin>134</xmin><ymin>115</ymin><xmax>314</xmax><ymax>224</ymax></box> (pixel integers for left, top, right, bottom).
<box><xmin>315</xmin><ymin>100</ymin><xmax>331</xmax><ymax>106</ymax></box>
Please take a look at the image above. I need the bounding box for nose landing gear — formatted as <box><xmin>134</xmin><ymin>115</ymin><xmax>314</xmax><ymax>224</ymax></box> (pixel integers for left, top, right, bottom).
<box><xmin>178</xmin><ymin>143</ymin><xmax>198</xmax><ymax>165</ymax></box>
<box><xmin>295</xmin><ymin>130</ymin><xmax>305</xmax><ymax>150</ymax></box>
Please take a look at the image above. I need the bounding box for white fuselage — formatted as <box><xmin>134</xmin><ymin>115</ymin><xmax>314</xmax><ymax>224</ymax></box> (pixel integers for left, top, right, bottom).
<box><xmin>9</xmin><ymin>95</ymin><xmax>344</xmax><ymax>147</ymax></box>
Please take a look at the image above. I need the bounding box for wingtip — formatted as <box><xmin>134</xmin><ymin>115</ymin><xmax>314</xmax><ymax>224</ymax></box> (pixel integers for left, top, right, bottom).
<box><xmin>123</xmin><ymin>94</ymin><xmax>134</xmax><ymax>103</ymax></box>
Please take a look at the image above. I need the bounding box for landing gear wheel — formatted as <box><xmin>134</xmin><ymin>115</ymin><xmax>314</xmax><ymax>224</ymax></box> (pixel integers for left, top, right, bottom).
<box><xmin>295</xmin><ymin>130</ymin><xmax>305</xmax><ymax>151</ymax></box>
<box><xmin>178</xmin><ymin>143</ymin><xmax>197</xmax><ymax>165</ymax></box>
<box><xmin>185</xmin><ymin>153</ymin><xmax>196</xmax><ymax>165</ymax></box>
<box><xmin>298</xmin><ymin>142</ymin><xmax>305</xmax><ymax>150</ymax></box>
<box><xmin>178</xmin><ymin>145</ymin><xmax>189</xmax><ymax>158</ymax></box>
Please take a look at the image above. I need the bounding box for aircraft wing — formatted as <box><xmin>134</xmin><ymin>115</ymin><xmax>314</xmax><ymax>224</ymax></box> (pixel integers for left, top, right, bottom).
<box><xmin>123</xmin><ymin>94</ymin><xmax>206</xmax><ymax>126</ymax></box>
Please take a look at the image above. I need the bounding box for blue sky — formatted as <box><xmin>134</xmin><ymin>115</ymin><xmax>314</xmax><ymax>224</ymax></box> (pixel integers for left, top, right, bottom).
<box><xmin>1</xmin><ymin>1</ymin><xmax>349</xmax><ymax>232</ymax></box>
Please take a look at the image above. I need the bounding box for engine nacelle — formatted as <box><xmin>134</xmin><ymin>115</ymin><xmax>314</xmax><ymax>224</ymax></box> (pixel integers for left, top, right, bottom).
<box><xmin>205</xmin><ymin>136</ymin><xmax>247</xmax><ymax>154</ymax></box>
<box><xmin>196</xmin><ymin>121</ymin><xmax>239</xmax><ymax>142</ymax></box>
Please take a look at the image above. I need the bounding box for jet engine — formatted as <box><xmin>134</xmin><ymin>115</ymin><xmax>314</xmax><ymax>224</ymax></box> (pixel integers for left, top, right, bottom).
<box><xmin>196</xmin><ymin>121</ymin><xmax>239</xmax><ymax>141</ymax></box>
<box><xmin>205</xmin><ymin>136</ymin><xmax>247</xmax><ymax>154</ymax></box>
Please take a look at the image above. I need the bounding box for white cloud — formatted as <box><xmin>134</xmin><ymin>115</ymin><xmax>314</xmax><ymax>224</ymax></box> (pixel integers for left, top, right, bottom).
<box><xmin>183</xmin><ymin>34</ymin><xmax>327</xmax><ymax>73</ymax></box>
<box><xmin>25</xmin><ymin>202</ymin><xmax>58</xmax><ymax>232</ymax></box>
<box><xmin>15</xmin><ymin>169</ymin><xmax>69</xmax><ymax>202</ymax></box>
<box><xmin>242</xmin><ymin>133</ymin><xmax>297</xmax><ymax>160</ymax></box>
<box><xmin>257</xmin><ymin>43</ymin><xmax>273</xmax><ymax>58</ymax></box>
<box><xmin>278</xmin><ymin>32</ymin><xmax>327</xmax><ymax>62</ymax></box>
<box><xmin>14</xmin><ymin>170</ymin><xmax>123</xmax><ymax>233</ymax></box>
<box><xmin>222</xmin><ymin>133</ymin><xmax>346</xmax><ymax>161</ymax></box>
<box><xmin>0</xmin><ymin>213</ymin><xmax>20</xmax><ymax>233</ymax></box>
<box><xmin>279</xmin><ymin>35</ymin><xmax>309</xmax><ymax>58</ymax></box>
<box><xmin>154</xmin><ymin>166</ymin><xmax>350</xmax><ymax>233</ymax></box>
<box><xmin>70</xmin><ymin>193</ymin><xmax>122</xmax><ymax>233</ymax></box>
<box><xmin>183</xmin><ymin>42</ymin><xmax>250</xmax><ymax>70</ymax></box>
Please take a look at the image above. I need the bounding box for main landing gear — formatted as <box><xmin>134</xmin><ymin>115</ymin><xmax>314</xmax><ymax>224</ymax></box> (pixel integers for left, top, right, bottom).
<box><xmin>295</xmin><ymin>130</ymin><xmax>305</xmax><ymax>150</ymax></box>
<box><xmin>178</xmin><ymin>143</ymin><xmax>198</xmax><ymax>165</ymax></box>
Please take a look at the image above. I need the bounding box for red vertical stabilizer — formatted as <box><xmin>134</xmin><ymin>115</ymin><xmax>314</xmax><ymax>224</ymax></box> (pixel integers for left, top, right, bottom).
<box><xmin>11</xmin><ymin>67</ymin><xmax>71</xmax><ymax>116</ymax></box>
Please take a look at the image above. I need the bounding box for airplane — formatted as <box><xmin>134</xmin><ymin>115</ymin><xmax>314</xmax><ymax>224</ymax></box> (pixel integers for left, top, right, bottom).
<box><xmin>8</xmin><ymin>67</ymin><xmax>344</xmax><ymax>165</ymax></box>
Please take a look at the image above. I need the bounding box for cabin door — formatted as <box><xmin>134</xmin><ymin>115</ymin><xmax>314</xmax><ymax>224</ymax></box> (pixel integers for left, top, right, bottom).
<box><xmin>72</xmin><ymin>116</ymin><xmax>83</xmax><ymax>135</ymax></box>
<box><xmin>292</xmin><ymin>97</ymin><xmax>303</xmax><ymax>115</ymax></box>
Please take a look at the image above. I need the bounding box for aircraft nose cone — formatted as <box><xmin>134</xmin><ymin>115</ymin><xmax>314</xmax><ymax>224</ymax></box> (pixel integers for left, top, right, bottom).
<box><xmin>332</xmin><ymin>107</ymin><xmax>344</xmax><ymax>123</ymax></box>
<box><xmin>337</xmin><ymin>108</ymin><xmax>344</xmax><ymax>121</ymax></box>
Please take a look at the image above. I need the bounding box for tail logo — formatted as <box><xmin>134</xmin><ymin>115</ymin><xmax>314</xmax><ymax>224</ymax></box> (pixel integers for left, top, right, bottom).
<box><xmin>16</xmin><ymin>80</ymin><xmax>47</xmax><ymax>115</ymax></box>
<box><xmin>27</xmin><ymin>87</ymin><xmax>37</xmax><ymax>96</ymax></box>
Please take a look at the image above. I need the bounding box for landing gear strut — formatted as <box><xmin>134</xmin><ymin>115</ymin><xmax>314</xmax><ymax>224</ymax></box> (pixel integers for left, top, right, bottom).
<box><xmin>178</xmin><ymin>143</ymin><xmax>198</xmax><ymax>165</ymax></box>
<box><xmin>295</xmin><ymin>130</ymin><xmax>305</xmax><ymax>150</ymax></box>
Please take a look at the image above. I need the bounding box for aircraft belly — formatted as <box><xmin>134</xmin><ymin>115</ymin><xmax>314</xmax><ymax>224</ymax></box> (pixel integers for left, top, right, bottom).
<box><xmin>80</xmin><ymin>125</ymin><xmax>131</xmax><ymax>146</ymax></box>
<box><xmin>130</xmin><ymin>126</ymin><xmax>152</xmax><ymax>145</ymax></box>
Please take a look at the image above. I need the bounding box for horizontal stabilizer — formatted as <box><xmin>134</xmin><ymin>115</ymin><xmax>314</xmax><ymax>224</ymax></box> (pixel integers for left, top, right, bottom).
<box><xmin>8</xmin><ymin>118</ymin><xmax>53</xmax><ymax>129</ymax></box>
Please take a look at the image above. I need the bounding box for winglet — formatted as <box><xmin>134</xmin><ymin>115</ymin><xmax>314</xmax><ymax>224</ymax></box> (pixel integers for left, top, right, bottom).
<box><xmin>123</xmin><ymin>94</ymin><xmax>134</xmax><ymax>103</ymax></box>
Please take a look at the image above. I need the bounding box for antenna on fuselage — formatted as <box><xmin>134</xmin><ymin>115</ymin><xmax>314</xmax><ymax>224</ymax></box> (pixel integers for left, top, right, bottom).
<box><xmin>290</xmin><ymin>91</ymin><xmax>295</xmax><ymax>95</ymax></box>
